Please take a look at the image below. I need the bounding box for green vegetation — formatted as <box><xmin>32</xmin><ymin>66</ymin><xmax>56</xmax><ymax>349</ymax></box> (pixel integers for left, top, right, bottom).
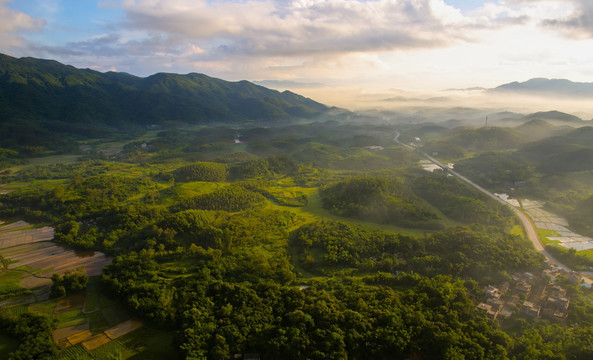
<box><xmin>545</xmin><ymin>245</ymin><xmax>593</xmax><ymax>271</ymax></box>
<box><xmin>172</xmin><ymin>162</ymin><xmax>228</xmax><ymax>182</ymax></box>
<box><xmin>0</xmin><ymin>334</ymin><xmax>19</xmax><ymax>360</ymax></box>
<box><xmin>0</xmin><ymin>313</ymin><xmax>58</xmax><ymax>360</ymax></box>
<box><xmin>1</xmin><ymin>74</ymin><xmax>593</xmax><ymax>360</ymax></box>
<box><xmin>50</xmin><ymin>268</ymin><xmax>89</xmax><ymax>298</ymax></box>
<box><xmin>291</xmin><ymin>220</ymin><xmax>541</xmax><ymax>283</ymax></box>
<box><xmin>181</xmin><ymin>184</ymin><xmax>266</xmax><ymax>212</ymax></box>
<box><xmin>0</xmin><ymin>284</ymin><xmax>31</xmax><ymax>300</ymax></box>
<box><xmin>454</xmin><ymin>152</ymin><xmax>533</xmax><ymax>192</ymax></box>
<box><xmin>0</xmin><ymin>54</ymin><xmax>328</xmax><ymax>158</ymax></box>
<box><xmin>412</xmin><ymin>172</ymin><xmax>514</xmax><ymax>226</ymax></box>
<box><xmin>319</xmin><ymin>176</ymin><xmax>441</xmax><ymax>229</ymax></box>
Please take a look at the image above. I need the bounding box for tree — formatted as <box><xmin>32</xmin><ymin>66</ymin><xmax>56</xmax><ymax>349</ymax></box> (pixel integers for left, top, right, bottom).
<box><xmin>50</xmin><ymin>268</ymin><xmax>88</xmax><ymax>298</ymax></box>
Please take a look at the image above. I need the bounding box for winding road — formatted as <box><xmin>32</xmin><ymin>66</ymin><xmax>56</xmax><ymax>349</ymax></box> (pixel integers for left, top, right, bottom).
<box><xmin>394</xmin><ymin>131</ymin><xmax>577</xmax><ymax>275</ymax></box>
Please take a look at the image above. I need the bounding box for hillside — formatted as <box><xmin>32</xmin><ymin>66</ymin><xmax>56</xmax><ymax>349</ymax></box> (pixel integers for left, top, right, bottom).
<box><xmin>514</xmin><ymin>119</ymin><xmax>571</xmax><ymax>141</ymax></box>
<box><xmin>491</xmin><ymin>78</ymin><xmax>593</xmax><ymax>98</ymax></box>
<box><xmin>0</xmin><ymin>54</ymin><xmax>328</xmax><ymax>127</ymax></box>
<box><xmin>523</xmin><ymin>110</ymin><xmax>583</xmax><ymax>123</ymax></box>
<box><xmin>441</xmin><ymin>126</ymin><xmax>527</xmax><ymax>151</ymax></box>
<box><xmin>517</xmin><ymin>126</ymin><xmax>593</xmax><ymax>173</ymax></box>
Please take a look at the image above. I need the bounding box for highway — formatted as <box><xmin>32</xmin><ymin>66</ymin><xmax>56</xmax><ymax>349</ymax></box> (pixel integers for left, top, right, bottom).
<box><xmin>394</xmin><ymin>131</ymin><xmax>576</xmax><ymax>274</ymax></box>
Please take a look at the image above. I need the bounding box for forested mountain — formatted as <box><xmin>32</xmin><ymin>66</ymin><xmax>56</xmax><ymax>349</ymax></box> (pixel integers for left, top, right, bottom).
<box><xmin>0</xmin><ymin>54</ymin><xmax>328</xmax><ymax>127</ymax></box>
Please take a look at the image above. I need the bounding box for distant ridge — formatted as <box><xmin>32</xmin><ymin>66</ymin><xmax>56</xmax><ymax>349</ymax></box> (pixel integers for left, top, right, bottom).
<box><xmin>524</xmin><ymin>110</ymin><xmax>582</xmax><ymax>123</ymax></box>
<box><xmin>0</xmin><ymin>53</ymin><xmax>328</xmax><ymax>126</ymax></box>
<box><xmin>491</xmin><ymin>78</ymin><xmax>593</xmax><ymax>98</ymax></box>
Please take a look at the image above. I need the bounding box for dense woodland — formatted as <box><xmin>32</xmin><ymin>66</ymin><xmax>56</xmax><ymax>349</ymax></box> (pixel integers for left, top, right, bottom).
<box><xmin>1</xmin><ymin>65</ymin><xmax>593</xmax><ymax>359</ymax></box>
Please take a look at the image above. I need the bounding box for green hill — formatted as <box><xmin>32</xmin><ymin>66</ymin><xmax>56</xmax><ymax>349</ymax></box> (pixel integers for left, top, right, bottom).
<box><xmin>514</xmin><ymin>119</ymin><xmax>571</xmax><ymax>141</ymax></box>
<box><xmin>441</xmin><ymin>126</ymin><xmax>526</xmax><ymax>151</ymax></box>
<box><xmin>0</xmin><ymin>54</ymin><xmax>328</xmax><ymax>128</ymax></box>
<box><xmin>517</xmin><ymin>126</ymin><xmax>593</xmax><ymax>173</ymax></box>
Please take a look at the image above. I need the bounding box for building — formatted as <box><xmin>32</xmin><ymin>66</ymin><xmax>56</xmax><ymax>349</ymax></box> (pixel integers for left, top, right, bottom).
<box><xmin>522</xmin><ymin>301</ymin><xmax>541</xmax><ymax>318</ymax></box>
<box><xmin>478</xmin><ymin>303</ymin><xmax>500</xmax><ymax>319</ymax></box>
<box><xmin>485</xmin><ymin>285</ymin><xmax>502</xmax><ymax>299</ymax></box>
<box><xmin>516</xmin><ymin>281</ymin><xmax>532</xmax><ymax>295</ymax></box>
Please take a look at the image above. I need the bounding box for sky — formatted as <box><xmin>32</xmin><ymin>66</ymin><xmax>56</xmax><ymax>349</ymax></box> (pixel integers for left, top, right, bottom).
<box><xmin>1</xmin><ymin>0</ymin><xmax>593</xmax><ymax>110</ymax></box>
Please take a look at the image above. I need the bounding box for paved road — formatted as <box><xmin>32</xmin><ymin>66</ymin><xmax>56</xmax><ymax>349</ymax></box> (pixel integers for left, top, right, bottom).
<box><xmin>394</xmin><ymin>131</ymin><xmax>577</xmax><ymax>275</ymax></box>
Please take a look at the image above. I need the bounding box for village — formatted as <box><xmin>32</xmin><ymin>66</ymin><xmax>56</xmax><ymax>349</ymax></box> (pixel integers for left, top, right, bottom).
<box><xmin>477</xmin><ymin>260</ymin><xmax>589</xmax><ymax>323</ymax></box>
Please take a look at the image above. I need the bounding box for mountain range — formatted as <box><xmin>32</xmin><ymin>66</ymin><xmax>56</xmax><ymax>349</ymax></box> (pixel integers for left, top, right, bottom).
<box><xmin>491</xmin><ymin>78</ymin><xmax>593</xmax><ymax>98</ymax></box>
<box><xmin>0</xmin><ymin>54</ymin><xmax>328</xmax><ymax>128</ymax></box>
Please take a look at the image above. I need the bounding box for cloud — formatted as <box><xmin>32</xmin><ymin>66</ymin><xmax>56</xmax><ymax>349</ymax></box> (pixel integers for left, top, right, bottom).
<box><xmin>6</xmin><ymin>0</ymin><xmax>593</xmax><ymax>97</ymax></box>
<box><xmin>119</xmin><ymin>0</ymin><xmax>469</xmax><ymax>59</ymax></box>
<box><xmin>540</xmin><ymin>0</ymin><xmax>593</xmax><ymax>38</ymax></box>
<box><xmin>0</xmin><ymin>0</ymin><xmax>45</xmax><ymax>49</ymax></box>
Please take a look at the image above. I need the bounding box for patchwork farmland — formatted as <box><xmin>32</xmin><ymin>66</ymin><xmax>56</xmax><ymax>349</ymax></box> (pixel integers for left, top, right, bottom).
<box><xmin>0</xmin><ymin>220</ymin><xmax>112</xmax><ymax>304</ymax></box>
<box><xmin>0</xmin><ymin>220</ymin><xmax>111</xmax><ymax>290</ymax></box>
<box><xmin>0</xmin><ymin>220</ymin><xmax>176</xmax><ymax>359</ymax></box>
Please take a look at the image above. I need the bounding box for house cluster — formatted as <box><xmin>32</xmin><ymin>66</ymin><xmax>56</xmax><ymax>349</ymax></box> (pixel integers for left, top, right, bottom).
<box><xmin>542</xmin><ymin>260</ymin><xmax>582</xmax><ymax>283</ymax></box>
<box><xmin>478</xmin><ymin>283</ymin><xmax>510</xmax><ymax>320</ymax></box>
<box><xmin>478</xmin><ymin>265</ymin><xmax>578</xmax><ymax>322</ymax></box>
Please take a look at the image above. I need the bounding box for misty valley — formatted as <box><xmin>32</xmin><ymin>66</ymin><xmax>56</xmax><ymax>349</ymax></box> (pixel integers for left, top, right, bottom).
<box><xmin>1</xmin><ymin>55</ymin><xmax>593</xmax><ymax>360</ymax></box>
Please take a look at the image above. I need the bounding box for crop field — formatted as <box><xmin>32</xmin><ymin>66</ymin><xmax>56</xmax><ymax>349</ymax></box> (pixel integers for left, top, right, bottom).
<box><xmin>29</xmin><ymin>299</ymin><xmax>57</xmax><ymax>315</ymax></box>
<box><xmin>0</xmin><ymin>303</ymin><xmax>27</xmax><ymax>317</ymax></box>
<box><xmin>67</xmin><ymin>330</ymin><xmax>93</xmax><ymax>345</ymax></box>
<box><xmin>53</xmin><ymin>323</ymin><xmax>90</xmax><ymax>342</ymax></box>
<box><xmin>57</xmin><ymin>343</ymin><xmax>94</xmax><ymax>360</ymax></box>
<box><xmin>89</xmin><ymin>339</ymin><xmax>128</xmax><ymax>359</ymax></box>
<box><xmin>82</xmin><ymin>333</ymin><xmax>111</xmax><ymax>351</ymax></box>
<box><xmin>57</xmin><ymin>309</ymin><xmax>88</xmax><ymax>328</ymax></box>
<box><xmin>0</xmin><ymin>286</ymin><xmax>148</xmax><ymax>359</ymax></box>
<box><xmin>0</xmin><ymin>221</ymin><xmax>54</xmax><ymax>249</ymax></box>
<box><xmin>56</xmin><ymin>292</ymin><xmax>85</xmax><ymax>312</ymax></box>
<box><xmin>0</xmin><ymin>220</ymin><xmax>112</xmax><ymax>292</ymax></box>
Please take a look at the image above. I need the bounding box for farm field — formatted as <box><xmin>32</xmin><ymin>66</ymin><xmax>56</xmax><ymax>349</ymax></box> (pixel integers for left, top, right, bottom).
<box><xmin>522</xmin><ymin>200</ymin><xmax>593</xmax><ymax>251</ymax></box>
<box><xmin>0</xmin><ymin>272</ymin><xmax>163</xmax><ymax>359</ymax></box>
<box><xmin>0</xmin><ymin>220</ymin><xmax>112</xmax><ymax>301</ymax></box>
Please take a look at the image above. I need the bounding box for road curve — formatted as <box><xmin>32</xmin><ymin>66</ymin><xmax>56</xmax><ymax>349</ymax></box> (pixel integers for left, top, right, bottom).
<box><xmin>394</xmin><ymin>131</ymin><xmax>574</xmax><ymax>273</ymax></box>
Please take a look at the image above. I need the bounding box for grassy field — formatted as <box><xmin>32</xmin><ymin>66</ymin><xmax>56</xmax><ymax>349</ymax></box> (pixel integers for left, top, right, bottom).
<box><xmin>577</xmin><ymin>249</ymin><xmax>593</xmax><ymax>262</ymax></box>
<box><xmin>57</xmin><ymin>309</ymin><xmax>88</xmax><ymax>328</ymax></box>
<box><xmin>0</xmin><ymin>269</ymin><xmax>24</xmax><ymax>288</ymax></box>
<box><xmin>178</xmin><ymin>181</ymin><xmax>227</xmax><ymax>197</ymax></box>
<box><xmin>536</xmin><ymin>228</ymin><xmax>561</xmax><ymax>245</ymax></box>
<box><xmin>29</xmin><ymin>299</ymin><xmax>57</xmax><ymax>315</ymax></box>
